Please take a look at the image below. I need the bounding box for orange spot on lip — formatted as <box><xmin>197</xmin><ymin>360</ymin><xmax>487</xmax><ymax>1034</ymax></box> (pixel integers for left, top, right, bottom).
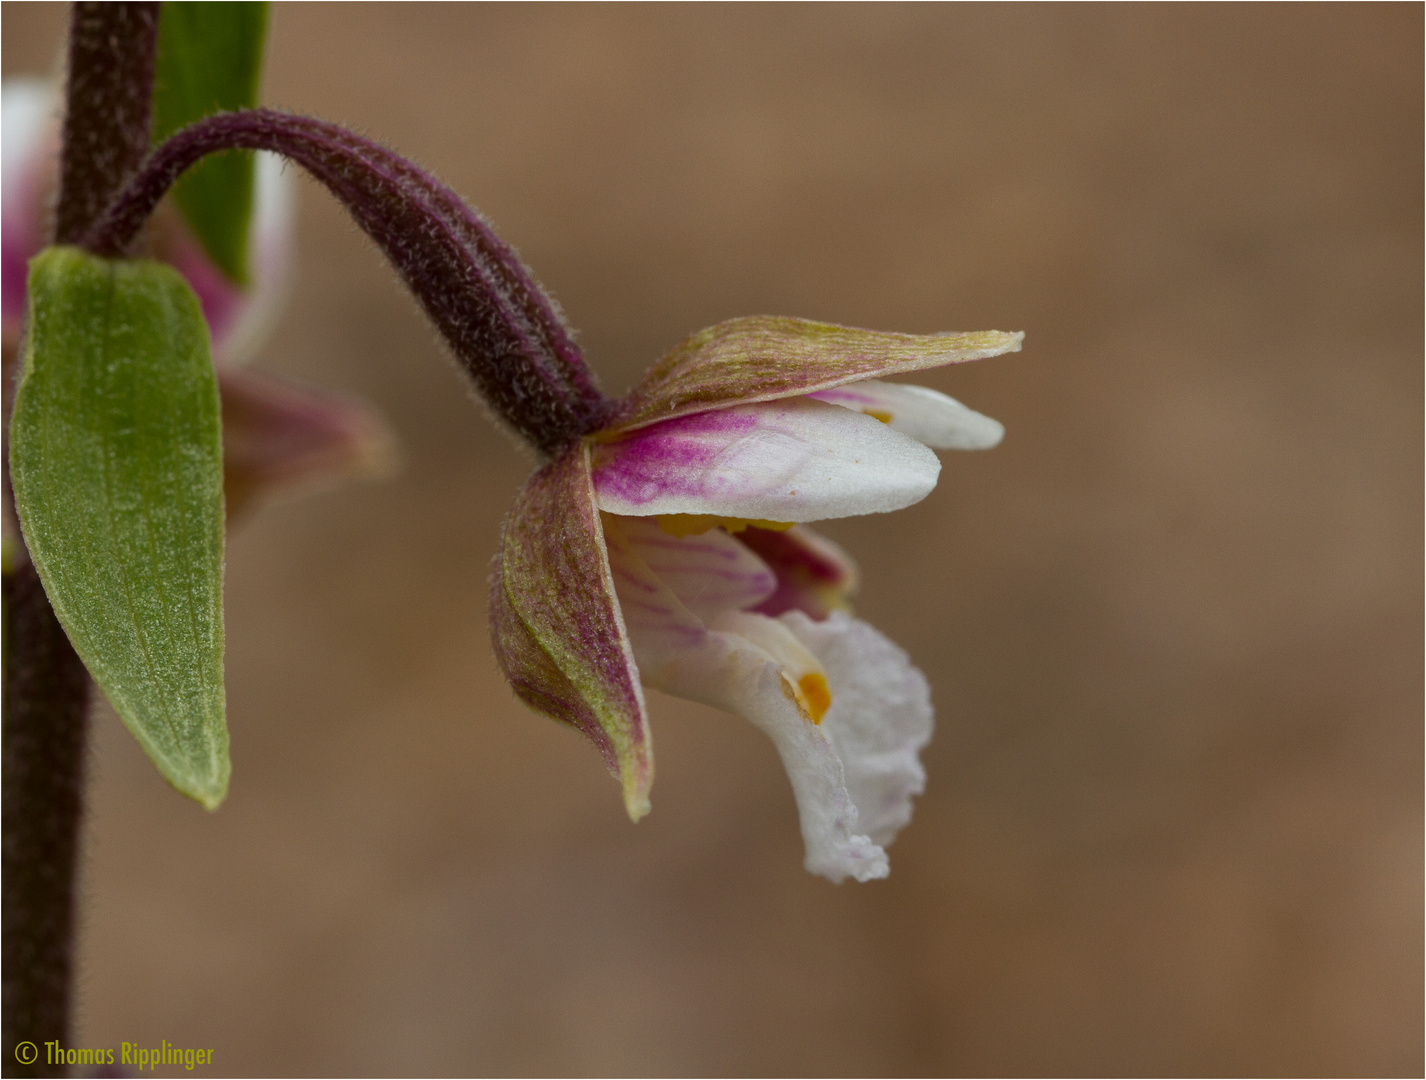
<box><xmin>863</xmin><ymin>409</ymin><xmax>894</xmax><ymax>424</ymax></box>
<box><xmin>797</xmin><ymin>673</ymin><xmax>832</xmax><ymax>724</ymax></box>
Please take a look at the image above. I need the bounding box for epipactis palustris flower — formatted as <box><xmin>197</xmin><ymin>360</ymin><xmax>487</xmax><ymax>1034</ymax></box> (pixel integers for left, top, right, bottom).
<box><xmin>492</xmin><ymin>317</ymin><xmax>1021</xmax><ymax>882</ymax></box>
<box><xmin>78</xmin><ymin>106</ymin><xmax>1020</xmax><ymax>881</ymax></box>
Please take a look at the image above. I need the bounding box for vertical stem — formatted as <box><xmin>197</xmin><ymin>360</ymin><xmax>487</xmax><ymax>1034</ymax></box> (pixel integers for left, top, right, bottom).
<box><xmin>1</xmin><ymin>566</ymin><xmax>92</xmax><ymax>1078</ymax></box>
<box><xmin>55</xmin><ymin>2</ymin><xmax>161</xmax><ymax>247</ymax></box>
<box><xmin>3</xmin><ymin>4</ymin><xmax>161</xmax><ymax>1073</ymax></box>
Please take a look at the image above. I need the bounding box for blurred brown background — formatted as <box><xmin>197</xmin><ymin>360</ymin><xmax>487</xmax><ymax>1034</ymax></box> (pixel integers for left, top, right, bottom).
<box><xmin>4</xmin><ymin>3</ymin><xmax>1421</xmax><ymax>1075</ymax></box>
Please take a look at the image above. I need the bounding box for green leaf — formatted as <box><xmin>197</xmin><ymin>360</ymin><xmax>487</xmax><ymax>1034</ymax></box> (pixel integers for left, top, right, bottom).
<box><xmin>10</xmin><ymin>247</ymin><xmax>229</xmax><ymax>808</ymax></box>
<box><xmin>151</xmin><ymin>1</ymin><xmax>269</xmax><ymax>285</ymax></box>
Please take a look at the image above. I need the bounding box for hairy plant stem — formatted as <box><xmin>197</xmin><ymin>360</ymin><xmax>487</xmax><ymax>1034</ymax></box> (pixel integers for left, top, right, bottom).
<box><xmin>1</xmin><ymin>567</ymin><xmax>93</xmax><ymax>1078</ymax></box>
<box><xmin>55</xmin><ymin>3</ymin><xmax>161</xmax><ymax>245</ymax></box>
<box><xmin>86</xmin><ymin>108</ymin><xmax>611</xmax><ymax>454</ymax></box>
<box><xmin>3</xmin><ymin>5</ymin><xmax>160</xmax><ymax>1074</ymax></box>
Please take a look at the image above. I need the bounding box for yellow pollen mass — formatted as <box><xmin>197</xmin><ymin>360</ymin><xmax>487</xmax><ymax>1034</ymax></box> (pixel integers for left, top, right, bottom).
<box><xmin>863</xmin><ymin>409</ymin><xmax>894</xmax><ymax>424</ymax></box>
<box><xmin>797</xmin><ymin>672</ymin><xmax>832</xmax><ymax>723</ymax></box>
<box><xmin>656</xmin><ymin>515</ymin><xmax>795</xmax><ymax>537</ymax></box>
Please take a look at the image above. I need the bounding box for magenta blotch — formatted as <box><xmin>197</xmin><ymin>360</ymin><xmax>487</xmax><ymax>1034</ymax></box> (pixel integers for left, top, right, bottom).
<box><xmin>590</xmin><ymin>408</ymin><xmax>763</xmax><ymax>507</ymax></box>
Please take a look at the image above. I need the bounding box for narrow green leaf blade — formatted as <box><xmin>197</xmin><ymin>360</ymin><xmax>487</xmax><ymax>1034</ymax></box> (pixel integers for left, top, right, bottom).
<box><xmin>10</xmin><ymin>247</ymin><xmax>229</xmax><ymax>808</ymax></box>
<box><xmin>151</xmin><ymin>1</ymin><xmax>269</xmax><ymax>284</ymax></box>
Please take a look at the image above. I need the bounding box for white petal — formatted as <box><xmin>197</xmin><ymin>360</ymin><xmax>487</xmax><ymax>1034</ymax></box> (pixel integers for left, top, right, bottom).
<box><xmin>2</xmin><ymin>79</ymin><xmax>54</xmax><ymax>203</ymax></box>
<box><xmin>707</xmin><ymin>610</ymin><xmax>824</xmax><ymax>684</ymax></box>
<box><xmin>614</xmin><ymin>515</ymin><xmax>776</xmax><ymax>621</ymax></box>
<box><xmin>3</xmin><ymin>79</ymin><xmax>59</xmax><ymax>334</ymax></box>
<box><xmin>810</xmin><ymin>379</ymin><xmax>1004</xmax><ymax>450</ymax></box>
<box><xmin>591</xmin><ymin>397</ymin><xmax>940</xmax><ymax>523</ymax></box>
<box><xmin>779</xmin><ymin>610</ymin><xmax>933</xmax><ymax>846</ymax></box>
<box><xmin>601</xmin><ymin>513</ymin><xmax>708</xmax><ymax>673</ymax></box>
<box><xmin>646</xmin><ymin>616</ymin><xmax>890</xmax><ymax>883</ymax></box>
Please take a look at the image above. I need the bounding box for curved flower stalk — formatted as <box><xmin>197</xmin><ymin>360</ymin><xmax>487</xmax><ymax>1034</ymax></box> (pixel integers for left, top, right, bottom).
<box><xmin>85</xmin><ymin>109</ymin><xmax>613</xmax><ymax>454</ymax></box>
<box><xmin>493</xmin><ymin>317</ymin><xmax>1021</xmax><ymax>882</ymax></box>
<box><xmin>1</xmin><ymin>78</ymin><xmax>395</xmax><ymax>520</ymax></box>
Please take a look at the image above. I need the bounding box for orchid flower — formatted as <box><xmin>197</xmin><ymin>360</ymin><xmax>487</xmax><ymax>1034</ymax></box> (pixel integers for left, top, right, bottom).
<box><xmin>1</xmin><ymin>78</ymin><xmax>395</xmax><ymax>521</ymax></box>
<box><xmin>492</xmin><ymin>317</ymin><xmax>1021</xmax><ymax>882</ymax></box>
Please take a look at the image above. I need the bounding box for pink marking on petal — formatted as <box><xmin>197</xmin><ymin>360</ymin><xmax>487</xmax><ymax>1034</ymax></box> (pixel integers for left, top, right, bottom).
<box><xmin>1</xmin><ymin>225</ymin><xmax>35</xmax><ymax>327</ymax></box>
<box><xmin>2</xmin><ymin>162</ymin><xmax>50</xmax><ymax>333</ymax></box>
<box><xmin>590</xmin><ymin>408</ymin><xmax>761</xmax><ymax>508</ymax></box>
<box><xmin>616</xmin><ymin>514</ymin><xmax>777</xmax><ymax>618</ymax></box>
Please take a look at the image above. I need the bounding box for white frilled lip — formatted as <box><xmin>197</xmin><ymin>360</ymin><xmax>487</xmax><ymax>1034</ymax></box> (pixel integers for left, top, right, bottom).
<box><xmin>601</xmin><ymin>512</ymin><xmax>934</xmax><ymax>883</ymax></box>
